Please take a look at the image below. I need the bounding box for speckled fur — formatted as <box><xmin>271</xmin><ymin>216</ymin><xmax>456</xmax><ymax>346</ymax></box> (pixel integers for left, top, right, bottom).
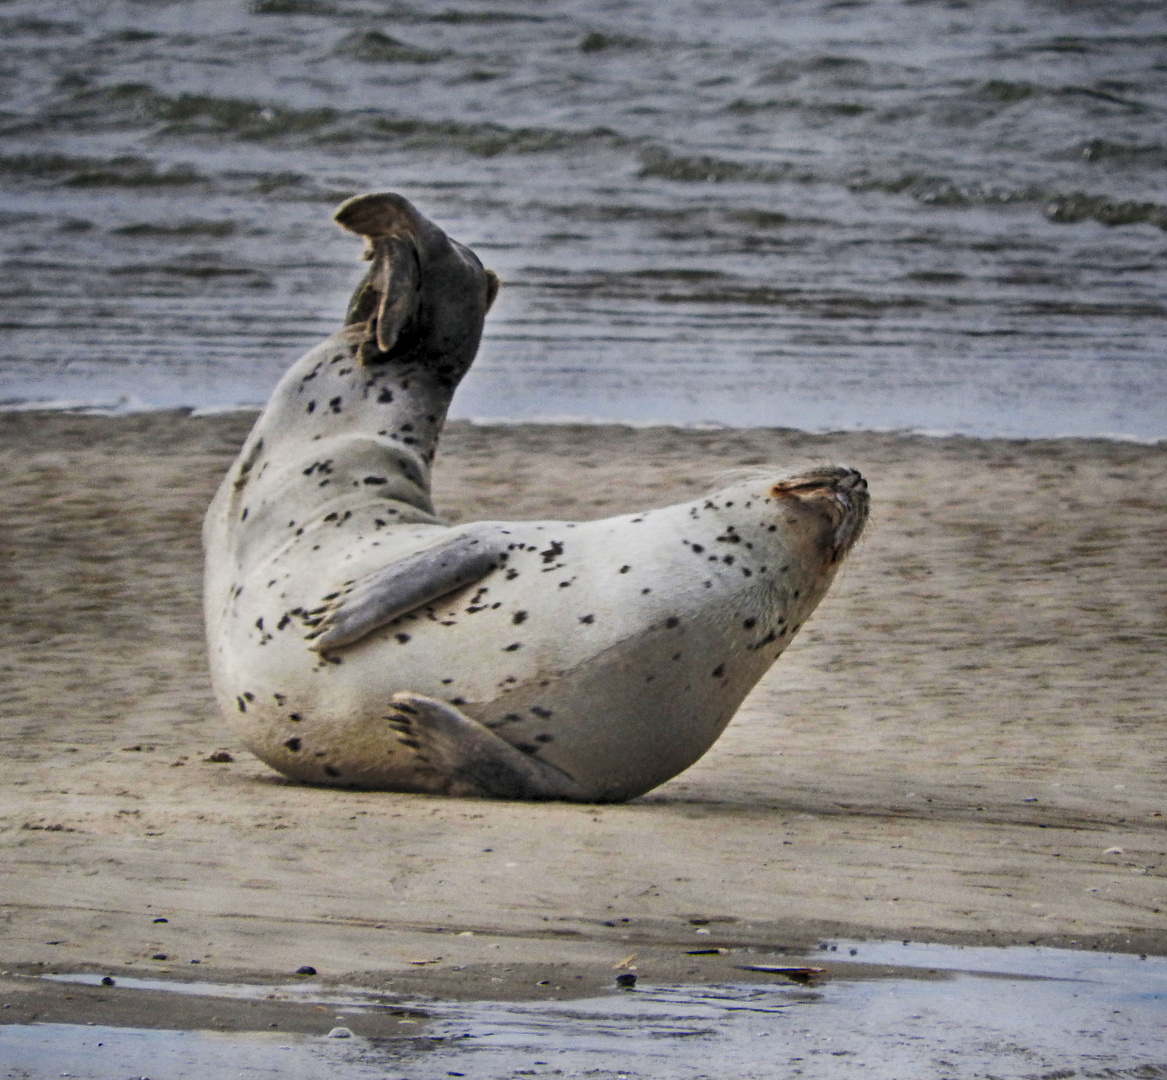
<box><xmin>204</xmin><ymin>194</ymin><xmax>868</xmax><ymax>802</ymax></box>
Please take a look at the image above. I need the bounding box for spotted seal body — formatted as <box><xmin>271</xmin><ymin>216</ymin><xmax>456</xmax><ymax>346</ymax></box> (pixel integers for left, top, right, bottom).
<box><xmin>204</xmin><ymin>193</ymin><xmax>869</xmax><ymax>802</ymax></box>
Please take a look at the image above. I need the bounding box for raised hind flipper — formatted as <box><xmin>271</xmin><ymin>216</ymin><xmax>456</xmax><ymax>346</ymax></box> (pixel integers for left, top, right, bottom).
<box><xmin>306</xmin><ymin>525</ymin><xmax>508</xmax><ymax>652</ymax></box>
<box><xmin>387</xmin><ymin>692</ymin><xmax>590</xmax><ymax>801</ymax></box>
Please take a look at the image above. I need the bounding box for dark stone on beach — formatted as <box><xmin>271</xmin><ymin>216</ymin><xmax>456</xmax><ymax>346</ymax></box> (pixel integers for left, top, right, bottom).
<box><xmin>615</xmin><ymin>973</ymin><xmax>637</xmax><ymax>989</ymax></box>
<box><xmin>295</xmin><ymin>965</ymin><xmax>317</xmax><ymax>976</ymax></box>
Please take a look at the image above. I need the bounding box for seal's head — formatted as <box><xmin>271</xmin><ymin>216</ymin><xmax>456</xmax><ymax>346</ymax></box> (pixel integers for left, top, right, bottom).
<box><xmin>334</xmin><ymin>192</ymin><xmax>500</xmax><ymax>384</ymax></box>
<box><xmin>769</xmin><ymin>466</ymin><xmax>869</xmax><ymax>568</ymax></box>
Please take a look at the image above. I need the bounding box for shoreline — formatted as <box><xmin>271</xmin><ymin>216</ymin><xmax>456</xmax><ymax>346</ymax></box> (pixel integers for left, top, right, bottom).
<box><xmin>1</xmin><ymin>410</ymin><xmax>1164</xmax><ymax>994</ymax></box>
<box><xmin>1</xmin><ymin>401</ymin><xmax>1164</xmax><ymax>446</ymax></box>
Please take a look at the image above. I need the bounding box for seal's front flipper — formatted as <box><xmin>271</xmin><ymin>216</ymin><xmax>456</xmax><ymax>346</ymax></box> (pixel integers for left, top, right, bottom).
<box><xmin>306</xmin><ymin>527</ymin><xmax>507</xmax><ymax>652</ymax></box>
<box><xmin>387</xmin><ymin>692</ymin><xmax>590</xmax><ymax>801</ymax></box>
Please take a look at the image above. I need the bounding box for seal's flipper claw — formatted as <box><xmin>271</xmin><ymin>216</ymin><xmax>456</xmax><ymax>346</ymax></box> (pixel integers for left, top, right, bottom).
<box><xmin>387</xmin><ymin>692</ymin><xmax>589</xmax><ymax>801</ymax></box>
<box><xmin>307</xmin><ymin>525</ymin><xmax>510</xmax><ymax>652</ymax></box>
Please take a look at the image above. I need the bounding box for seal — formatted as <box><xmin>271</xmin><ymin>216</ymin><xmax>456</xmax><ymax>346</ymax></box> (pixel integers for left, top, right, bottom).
<box><xmin>203</xmin><ymin>192</ymin><xmax>869</xmax><ymax>802</ymax></box>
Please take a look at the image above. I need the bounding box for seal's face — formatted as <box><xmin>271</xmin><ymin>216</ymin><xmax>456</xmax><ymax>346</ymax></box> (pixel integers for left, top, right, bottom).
<box><xmin>770</xmin><ymin>467</ymin><xmax>868</xmax><ymax>569</ymax></box>
<box><xmin>334</xmin><ymin>192</ymin><xmax>500</xmax><ymax>384</ymax></box>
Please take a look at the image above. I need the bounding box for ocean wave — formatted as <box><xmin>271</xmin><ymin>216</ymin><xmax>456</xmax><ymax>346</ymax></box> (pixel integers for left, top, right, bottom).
<box><xmin>1078</xmin><ymin>138</ymin><xmax>1167</xmax><ymax>165</ymax></box>
<box><xmin>251</xmin><ymin>0</ymin><xmax>338</xmax><ymax>15</ymax></box>
<box><xmin>326</xmin><ymin>116</ymin><xmax>626</xmax><ymax>157</ymax></box>
<box><xmin>111</xmin><ymin>220</ymin><xmax>237</xmax><ymax>238</ymax></box>
<box><xmin>637</xmin><ymin>147</ymin><xmax>810</xmax><ymax>184</ymax></box>
<box><xmin>0</xmin><ymin>152</ymin><xmax>206</xmax><ymax>188</ymax></box>
<box><xmin>19</xmin><ymin>82</ymin><xmax>628</xmax><ymax>160</ymax></box>
<box><xmin>579</xmin><ymin>31</ymin><xmax>646</xmax><ymax>53</ymax></box>
<box><xmin>851</xmin><ymin>171</ymin><xmax>1167</xmax><ymax>229</ymax></box>
<box><xmin>1044</xmin><ymin>192</ymin><xmax>1167</xmax><ymax>231</ymax></box>
<box><xmin>334</xmin><ymin>29</ymin><xmax>445</xmax><ymax>64</ymax></box>
<box><xmin>0</xmin><ymin>16</ymin><xmax>81</xmax><ymax>37</ymax></box>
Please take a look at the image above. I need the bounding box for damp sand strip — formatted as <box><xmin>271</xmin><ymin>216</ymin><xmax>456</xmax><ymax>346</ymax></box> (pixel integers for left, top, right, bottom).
<box><xmin>2</xmin><ymin>944</ymin><xmax>1165</xmax><ymax>1078</ymax></box>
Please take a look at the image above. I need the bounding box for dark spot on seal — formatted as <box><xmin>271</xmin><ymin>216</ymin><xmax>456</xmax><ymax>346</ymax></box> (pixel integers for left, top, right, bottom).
<box><xmin>306</xmin><ymin>401</ymin><xmax>316</xmax><ymax>413</ymax></box>
<box><xmin>712</xmin><ymin>664</ymin><xmax>726</xmax><ymax>678</ymax></box>
<box><xmin>504</xmin><ymin>642</ymin><xmax>522</xmax><ymax>651</ymax></box>
<box><xmin>723</xmin><ymin>555</ymin><xmax>735</xmax><ymax>565</ymax></box>
<box><xmin>512</xmin><ymin>610</ymin><xmax>528</xmax><ymax>624</ymax></box>
<box><xmin>284</xmin><ymin>737</ymin><xmax>302</xmax><ymax>751</ymax></box>
<box><xmin>255</xmin><ymin>617</ymin><xmax>264</xmax><ymax>631</ymax></box>
<box><xmin>363</xmin><ymin>475</ymin><xmax>388</xmax><ymax>485</ymax></box>
<box><xmin>451</xmin><ymin>697</ymin><xmax>466</xmax><ymax>705</ymax></box>
<box><xmin>323</xmin><ymin>765</ymin><xmax>341</xmax><ymax>778</ymax></box>
<box><xmin>531</xmin><ymin>706</ymin><xmax>553</xmax><ymax>718</ymax></box>
<box><xmin>540</xmin><ymin>541</ymin><xmax>564</xmax><ymax>563</ymax></box>
<box><xmin>619</xmin><ymin>565</ymin><xmax>631</xmax><ymax>574</ymax></box>
<box><xmin>666</xmin><ymin>617</ymin><xmax>680</xmax><ymax>628</ymax></box>
<box><xmin>690</xmin><ymin>543</ymin><xmax>704</xmax><ymax>553</ymax></box>
<box><xmin>329</xmin><ymin>396</ymin><xmax>342</xmax><ymax>414</ymax></box>
<box><xmin>236</xmin><ymin>697</ymin><xmax>247</xmax><ymax>713</ymax></box>
<box><xmin>505</xmin><ymin>568</ymin><xmax>520</xmax><ymax>580</ymax></box>
<box><xmin>535</xmin><ymin>732</ymin><xmax>554</xmax><ymax>743</ymax></box>
<box><xmin>743</xmin><ymin>617</ymin><xmax>756</xmax><ymax>629</ymax></box>
<box><xmin>579</xmin><ymin>614</ymin><xmax>595</xmax><ymax>624</ymax></box>
<box><xmin>289</xmin><ymin>713</ymin><xmax>302</xmax><ymax>722</ymax></box>
<box><xmin>641</xmin><ymin>587</ymin><xmax>651</xmax><ymax>594</ymax></box>
<box><xmin>396</xmin><ymin>633</ymin><xmax>411</xmax><ymax>644</ymax></box>
<box><xmin>377</xmin><ymin>387</ymin><xmax>393</xmax><ymax>403</ymax></box>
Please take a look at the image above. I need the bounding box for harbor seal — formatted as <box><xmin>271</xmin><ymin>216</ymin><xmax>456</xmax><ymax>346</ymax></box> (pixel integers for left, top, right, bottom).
<box><xmin>203</xmin><ymin>192</ymin><xmax>869</xmax><ymax>802</ymax></box>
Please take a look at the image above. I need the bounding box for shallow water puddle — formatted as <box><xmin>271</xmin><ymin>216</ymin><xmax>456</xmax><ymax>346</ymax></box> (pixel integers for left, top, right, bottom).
<box><xmin>3</xmin><ymin>944</ymin><xmax>1165</xmax><ymax>1079</ymax></box>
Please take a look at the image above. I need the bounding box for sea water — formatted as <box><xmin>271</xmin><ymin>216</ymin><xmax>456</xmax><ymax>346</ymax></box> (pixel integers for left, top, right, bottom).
<box><xmin>3</xmin><ymin>944</ymin><xmax>1166</xmax><ymax>1078</ymax></box>
<box><xmin>0</xmin><ymin>0</ymin><xmax>1164</xmax><ymax>438</ymax></box>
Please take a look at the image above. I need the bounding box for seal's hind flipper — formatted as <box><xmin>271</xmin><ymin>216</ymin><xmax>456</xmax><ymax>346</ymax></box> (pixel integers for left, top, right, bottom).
<box><xmin>306</xmin><ymin>527</ymin><xmax>508</xmax><ymax>652</ymax></box>
<box><xmin>387</xmin><ymin>692</ymin><xmax>589</xmax><ymax>801</ymax></box>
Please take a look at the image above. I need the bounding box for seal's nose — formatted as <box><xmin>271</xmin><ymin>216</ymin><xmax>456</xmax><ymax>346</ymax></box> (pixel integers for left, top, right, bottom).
<box><xmin>831</xmin><ymin>468</ymin><xmax>869</xmax><ymax>557</ymax></box>
<box><xmin>833</xmin><ymin>468</ymin><xmax>869</xmax><ymax>514</ymax></box>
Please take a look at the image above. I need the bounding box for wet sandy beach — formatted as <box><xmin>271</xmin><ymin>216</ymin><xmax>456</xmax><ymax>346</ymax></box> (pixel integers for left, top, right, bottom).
<box><xmin>0</xmin><ymin>410</ymin><xmax>1164</xmax><ymax>1009</ymax></box>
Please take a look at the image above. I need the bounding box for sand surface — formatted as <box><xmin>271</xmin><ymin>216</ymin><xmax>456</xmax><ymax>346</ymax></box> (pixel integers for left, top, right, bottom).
<box><xmin>0</xmin><ymin>411</ymin><xmax>1164</xmax><ymax>997</ymax></box>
